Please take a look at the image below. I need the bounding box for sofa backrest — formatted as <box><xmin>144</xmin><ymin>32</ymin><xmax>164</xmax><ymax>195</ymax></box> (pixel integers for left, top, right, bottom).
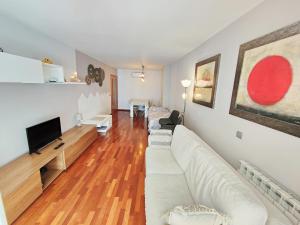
<box><xmin>171</xmin><ymin>125</ymin><xmax>202</xmax><ymax>171</ymax></box>
<box><xmin>184</xmin><ymin>146</ymin><xmax>268</xmax><ymax>225</ymax></box>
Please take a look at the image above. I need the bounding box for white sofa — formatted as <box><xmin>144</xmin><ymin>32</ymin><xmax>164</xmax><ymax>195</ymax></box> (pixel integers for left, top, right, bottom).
<box><xmin>145</xmin><ymin>125</ymin><xmax>293</xmax><ymax>225</ymax></box>
<box><xmin>148</xmin><ymin>106</ymin><xmax>170</xmax><ymax>130</ymax></box>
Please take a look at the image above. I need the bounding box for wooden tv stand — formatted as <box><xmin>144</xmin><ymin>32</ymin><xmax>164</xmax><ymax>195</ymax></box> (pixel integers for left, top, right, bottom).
<box><xmin>0</xmin><ymin>125</ymin><xmax>97</xmax><ymax>224</ymax></box>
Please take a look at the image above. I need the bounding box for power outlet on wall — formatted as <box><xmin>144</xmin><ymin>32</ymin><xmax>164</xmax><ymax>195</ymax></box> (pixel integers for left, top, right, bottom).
<box><xmin>236</xmin><ymin>130</ymin><xmax>243</xmax><ymax>139</ymax></box>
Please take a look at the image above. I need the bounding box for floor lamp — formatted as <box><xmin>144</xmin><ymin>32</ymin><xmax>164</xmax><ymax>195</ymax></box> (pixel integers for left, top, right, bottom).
<box><xmin>181</xmin><ymin>79</ymin><xmax>192</xmax><ymax>125</ymax></box>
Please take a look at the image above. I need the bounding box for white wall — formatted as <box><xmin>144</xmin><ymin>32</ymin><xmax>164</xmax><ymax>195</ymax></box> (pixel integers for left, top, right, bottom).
<box><xmin>0</xmin><ymin>194</ymin><xmax>7</xmax><ymax>225</ymax></box>
<box><xmin>75</xmin><ymin>50</ymin><xmax>117</xmax><ymax>94</ymax></box>
<box><xmin>0</xmin><ymin>14</ymin><xmax>76</xmax><ymax>76</ymax></box>
<box><xmin>75</xmin><ymin>50</ymin><xmax>117</xmax><ymax>115</ymax></box>
<box><xmin>166</xmin><ymin>0</ymin><xmax>300</xmax><ymax>195</ymax></box>
<box><xmin>162</xmin><ymin>66</ymin><xmax>171</xmax><ymax>108</ymax></box>
<box><xmin>0</xmin><ymin>15</ymin><xmax>115</xmax><ymax>166</ymax></box>
<box><xmin>117</xmin><ymin>69</ymin><xmax>163</xmax><ymax>109</ymax></box>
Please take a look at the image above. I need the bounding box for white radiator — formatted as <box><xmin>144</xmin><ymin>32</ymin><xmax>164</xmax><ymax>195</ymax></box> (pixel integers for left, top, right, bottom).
<box><xmin>239</xmin><ymin>160</ymin><xmax>300</xmax><ymax>225</ymax></box>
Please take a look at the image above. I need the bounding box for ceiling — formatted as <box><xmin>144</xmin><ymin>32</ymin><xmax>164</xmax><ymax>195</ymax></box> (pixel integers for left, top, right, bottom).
<box><xmin>0</xmin><ymin>0</ymin><xmax>264</xmax><ymax>70</ymax></box>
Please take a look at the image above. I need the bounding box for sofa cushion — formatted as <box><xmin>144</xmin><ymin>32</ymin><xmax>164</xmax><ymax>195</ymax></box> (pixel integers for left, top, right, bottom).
<box><xmin>148</xmin><ymin>135</ymin><xmax>172</xmax><ymax>146</ymax></box>
<box><xmin>145</xmin><ymin>174</ymin><xmax>194</xmax><ymax>225</ymax></box>
<box><xmin>150</xmin><ymin>129</ymin><xmax>172</xmax><ymax>136</ymax></box>
<box><xmin>146</xmin><ymin>148</ymin><xmax>183</xmax><ymax>175</ymax></box>
<box><xmin>184</xmin><ymin>147</ymin><xmax>268</xmax><ymax>225</ymax></box>
<box><xmin>171</xmin><ymin>125</ymin><xmax>201</xmax><ymax>171</ymax></box>
<box><xmin>167</xmin><ymin>204</ymin><xmax>231</xmax><ymax>225</ymax></box>
<box><xmin>147</xmin><ymin>145</ymin><xmax>171</xmax><ymax>150</ymax></box>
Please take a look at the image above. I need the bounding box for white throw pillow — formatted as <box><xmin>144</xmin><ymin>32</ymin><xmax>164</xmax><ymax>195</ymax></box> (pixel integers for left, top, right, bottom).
<box><xmin>167</xmin><ymin>204</ymin><xmax>231</xmax><ymax>225</ymax></box>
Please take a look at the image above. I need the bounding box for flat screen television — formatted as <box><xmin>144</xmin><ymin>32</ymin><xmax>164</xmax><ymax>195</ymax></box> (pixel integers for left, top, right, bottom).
<box><xmin>26</xmin><ymin>117</ymin><xmax>62</xmax><ymax>154</ymax></box>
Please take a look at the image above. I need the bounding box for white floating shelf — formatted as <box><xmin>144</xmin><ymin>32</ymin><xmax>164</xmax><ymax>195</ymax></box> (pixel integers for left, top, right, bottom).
<box><xmin>66</xmin><ymin>82</ymin><xmax>86</xmax><ymax>85</ymax></box>
<box><xmin>44</xmin><ymin>82</ymin><xmax>87</xmax><ymax>85</ymax></box>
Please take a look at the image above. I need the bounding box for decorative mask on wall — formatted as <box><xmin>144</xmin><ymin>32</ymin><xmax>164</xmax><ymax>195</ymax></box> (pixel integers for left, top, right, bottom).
<box><xmin>85</xmin><ymin>64</ymin><xmax>105</xmax><ymax>86</ymax></box>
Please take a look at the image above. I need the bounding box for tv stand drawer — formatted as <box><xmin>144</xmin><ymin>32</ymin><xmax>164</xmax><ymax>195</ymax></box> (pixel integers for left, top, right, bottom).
<box><xmin>64</xmin><ymin>127</ymin><xmax>98</xmax><ymax>168</ymax></box>
<box><xmin>3</xmin><ymin>171</ymin><xmax>43</xmax><ymax>224</ymax></box>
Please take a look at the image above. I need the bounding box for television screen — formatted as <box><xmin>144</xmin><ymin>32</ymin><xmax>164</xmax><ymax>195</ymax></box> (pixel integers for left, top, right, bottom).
<box><xmin>26</xmin><ymin>117</ymin><xmax>62</xmax><ymax>154</ymax></box>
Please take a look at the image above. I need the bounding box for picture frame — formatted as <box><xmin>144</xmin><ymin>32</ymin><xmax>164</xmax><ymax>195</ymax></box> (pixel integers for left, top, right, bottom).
<box><xmin>230</xmin><ymin>21</ymin><xmax>300</xmax><ymax>137</ymax></box>
<box><xmin>192</xmin><ymin>54</ymin><xmax>221</xmax><ymax>108</ymax></box>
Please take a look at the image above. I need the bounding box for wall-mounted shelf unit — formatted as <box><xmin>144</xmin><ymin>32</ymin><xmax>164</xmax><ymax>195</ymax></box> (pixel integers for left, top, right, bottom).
<box><xmin>0</xmin><ymin>52</ymin><xmax>74</xmax><ymax>84</ymax></box>
<box><xmin>0</xmin><ymin>52</ymin><xmax>44</xmax><ymax>83</ymax></box>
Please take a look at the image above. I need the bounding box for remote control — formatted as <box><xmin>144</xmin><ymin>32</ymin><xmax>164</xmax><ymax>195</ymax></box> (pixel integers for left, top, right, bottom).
<box><xmin>54</xmin><ymin>142</ymin><xmax>65</xmax><ymax>150</ymax></box>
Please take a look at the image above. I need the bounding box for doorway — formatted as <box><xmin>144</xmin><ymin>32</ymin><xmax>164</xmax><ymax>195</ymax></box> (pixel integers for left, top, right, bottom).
<box><xmin>110</xmin><ymin>74</ymin><xmax>118</xmax><ymax>112</ymax></box>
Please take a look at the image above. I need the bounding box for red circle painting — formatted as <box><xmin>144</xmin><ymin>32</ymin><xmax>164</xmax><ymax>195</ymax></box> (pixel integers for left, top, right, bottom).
<box><xmin>247</xmin><ymin>55</ymin><xmax>292</xmax><ymax>105</ymax></box>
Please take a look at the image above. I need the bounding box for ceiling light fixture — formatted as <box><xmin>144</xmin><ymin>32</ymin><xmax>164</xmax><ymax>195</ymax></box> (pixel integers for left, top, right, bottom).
<box><xmin>131</xmin><ymin>65</ymin><xmax>145</xmax><ymax>81</ymax></box>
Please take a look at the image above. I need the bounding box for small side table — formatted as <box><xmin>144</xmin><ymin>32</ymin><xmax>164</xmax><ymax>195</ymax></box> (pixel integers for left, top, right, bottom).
<box><xmin>81</xmin><ymin>114</ymin><xmax>112</xmax><ymax>134</ymax></box>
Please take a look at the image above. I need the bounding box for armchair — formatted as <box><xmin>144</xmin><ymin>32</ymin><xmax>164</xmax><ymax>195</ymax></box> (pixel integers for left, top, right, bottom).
<box><xmin>159</xmin><ymin>110</ymin><xmax>182</xmax><ymax>132</ymax></box>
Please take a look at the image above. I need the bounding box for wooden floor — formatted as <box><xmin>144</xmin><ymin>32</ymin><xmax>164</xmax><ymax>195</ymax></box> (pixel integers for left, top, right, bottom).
<box><xmin>13</xmin><ymin>111</ymin><xmax>148</xmax><ymax>225</ymax></box>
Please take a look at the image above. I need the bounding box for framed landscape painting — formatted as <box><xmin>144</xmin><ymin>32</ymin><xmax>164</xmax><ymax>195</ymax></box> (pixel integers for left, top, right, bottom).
<box><xmin>230</xmin><ymin>21</ymin><xmax>300</xmax><ymax>137</ymax></box>
<box><xmin>193</xmin><ymin>54</ymin><xmax>220</xmax><ymax>108</ymax></box>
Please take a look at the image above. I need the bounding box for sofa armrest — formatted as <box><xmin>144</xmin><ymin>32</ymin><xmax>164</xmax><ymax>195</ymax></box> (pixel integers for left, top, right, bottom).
<box><xmin>159</xmin><ymin>118</ymin><xmax>173</xmax><ymax>125</ymax></box>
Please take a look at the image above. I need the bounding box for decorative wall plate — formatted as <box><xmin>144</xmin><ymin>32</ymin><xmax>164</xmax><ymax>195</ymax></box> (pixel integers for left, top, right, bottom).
<box><xmin>94</xmin><ymin>68</ymin><xmax>101</xmax><ymax>82</ymax></box>
<box><xmin>85</xmin><ymin>75</ymin><xmax>92</xmax><ymax>85</ymax></box>
<box><xmin>88</xmin><ymin>64</ymin><xmax>94</xmax><ymax>76</ymax></box>
<box><xmin>85</xmin><ymin>64</ymin><xmax>105</xmax><ymax>87</ymax></box>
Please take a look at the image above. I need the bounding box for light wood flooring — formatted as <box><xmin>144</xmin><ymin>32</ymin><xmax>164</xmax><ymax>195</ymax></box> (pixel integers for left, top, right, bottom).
<box><xmin>13</xmin><ymin>111</ymin><xmax>147</xmax><ymax>225</ymax></box>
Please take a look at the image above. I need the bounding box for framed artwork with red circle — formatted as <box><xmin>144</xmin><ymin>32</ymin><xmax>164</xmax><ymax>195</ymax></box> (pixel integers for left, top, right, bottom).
<box><xmin>230</xmin><ymin>21</ymin><xmax>300</xmax><ymax>138</ymax></box>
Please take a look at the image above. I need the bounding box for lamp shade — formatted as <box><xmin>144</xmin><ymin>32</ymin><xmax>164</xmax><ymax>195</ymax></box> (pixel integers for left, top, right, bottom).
<box><xmin>181</xmin><ymin>79</ymin><xmax>192</xmax><ymax>88</ymax></box>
